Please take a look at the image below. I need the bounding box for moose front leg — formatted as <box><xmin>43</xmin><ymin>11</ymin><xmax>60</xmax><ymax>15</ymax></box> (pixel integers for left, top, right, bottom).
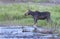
<box><xmin>33</xmin><ymin>17</ymin><xmax>38</xmax><ymax>32</ymax></box>
<box><xmin>33</xmin><ymin>17</ymin><xmax>38</xmax><ymax>27</ymax></box>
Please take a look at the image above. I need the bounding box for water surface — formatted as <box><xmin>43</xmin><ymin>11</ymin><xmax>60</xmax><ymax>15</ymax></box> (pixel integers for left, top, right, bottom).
<box><xmin>0</xmin><ymin>26</ymin><xmax>59</xmax><ymax>39</ymax></box>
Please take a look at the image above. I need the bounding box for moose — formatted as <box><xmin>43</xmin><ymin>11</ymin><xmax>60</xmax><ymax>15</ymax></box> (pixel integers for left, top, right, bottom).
<box><xmin>24</xmin><ymin>10</ymin><xmax>53</xmax><ymax>34</ymax></box>
<box><xmin>24</xmin><ymin>10</ymin><xmax>51</xmax><ymax>26</ymax></box>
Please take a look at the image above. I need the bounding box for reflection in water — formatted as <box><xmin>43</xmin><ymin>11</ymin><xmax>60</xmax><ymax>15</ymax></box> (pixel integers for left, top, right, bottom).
<box><xmin>0</xmin><ymin>26</ymin><xmax>59</xmax><ymax>39</ymax></box>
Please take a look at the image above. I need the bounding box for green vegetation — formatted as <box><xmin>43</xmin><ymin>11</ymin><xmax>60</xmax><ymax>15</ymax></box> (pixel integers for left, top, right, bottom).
<box><xmin>0</xmin><ymin>3</ymin><xmax>60</xmax><ymax>27</ymax></box>
<box><xmin>34</xmin><ymin>0</ymin><xmax>50</xmax><ymax>3</ymax></box>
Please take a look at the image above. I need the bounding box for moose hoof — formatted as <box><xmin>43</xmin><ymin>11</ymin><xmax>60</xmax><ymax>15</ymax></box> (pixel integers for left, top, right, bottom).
<box><xmin>33</xmin><ymin>25</ymin><xmax>37</xmax><ymax>27</ymax></box>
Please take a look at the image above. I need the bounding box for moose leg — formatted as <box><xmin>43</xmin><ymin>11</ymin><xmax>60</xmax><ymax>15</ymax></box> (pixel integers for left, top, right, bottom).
<box><xmin>46</xmin><ymin>17</ymin><xmax>53</xmax><ymax>30</ymax></box>
<box><xmin>33</xmin><ymin>18</ymin><xmax>38</xmax><ymax>32</ymax></box>
<box><xmin>46</xmin><ymin>18</ymin><xmax>51</xmax><ymax>23</ymax></box>
<box><xmin>33</xmin><ymin>17</ymin><xmax>37</xmax><ymax>27</ymax></box>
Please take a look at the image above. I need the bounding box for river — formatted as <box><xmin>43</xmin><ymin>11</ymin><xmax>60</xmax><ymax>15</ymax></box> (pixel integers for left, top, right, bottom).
<box><xmin>0</xmin><ymin>26</ymin><xmax>59</xmax><ymax>39</ymax></box>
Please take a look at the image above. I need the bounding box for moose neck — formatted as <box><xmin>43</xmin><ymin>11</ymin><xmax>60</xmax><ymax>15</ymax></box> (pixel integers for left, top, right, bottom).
<box><xmin>30</xmin><ymin>12</ymin><xmax>34</xmax><ymax>16</ymax></box>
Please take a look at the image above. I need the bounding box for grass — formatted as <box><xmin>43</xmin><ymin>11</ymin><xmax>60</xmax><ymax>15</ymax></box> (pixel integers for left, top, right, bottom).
<box><xmin>34</xmin><ymin>0</ymin><xmax>50</xmax><ymax>3</ymax></box>
<box><xmin>0</xmin><ymin>3</ymin><xmax>60</xmax><ymax>35</ymax></box>
<box><xmin>0</xmin><ymin>3</ymin><xmax>60</xmax><ymax>27</ymax></box>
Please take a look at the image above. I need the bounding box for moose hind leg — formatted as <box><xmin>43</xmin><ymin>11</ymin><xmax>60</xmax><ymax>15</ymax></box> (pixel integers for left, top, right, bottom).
<box><xmin>46</xmin><ymin>18</ymin><xmax>52</xmax><ymax>29</ymax></box>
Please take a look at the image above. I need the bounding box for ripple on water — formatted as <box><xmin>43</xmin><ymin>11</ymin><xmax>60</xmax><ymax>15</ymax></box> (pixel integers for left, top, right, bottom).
<box><xmin>0</xmin><ymin>26</ymin><xmax>59</xmax><ymax>39</ymax></box>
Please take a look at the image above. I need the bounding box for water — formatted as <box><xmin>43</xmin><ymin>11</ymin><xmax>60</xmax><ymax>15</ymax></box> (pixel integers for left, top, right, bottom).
<box><xmin>0</xmin><ymin>26</ymin><xmax>59</xmax><ymax>39</ymax></box>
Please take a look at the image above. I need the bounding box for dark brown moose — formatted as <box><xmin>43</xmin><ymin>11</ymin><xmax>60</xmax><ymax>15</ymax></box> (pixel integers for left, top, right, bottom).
<box><xmin>24</xmin><ymin>10</ymin><xmax>51</xmax><ymax>26</ymax></box>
